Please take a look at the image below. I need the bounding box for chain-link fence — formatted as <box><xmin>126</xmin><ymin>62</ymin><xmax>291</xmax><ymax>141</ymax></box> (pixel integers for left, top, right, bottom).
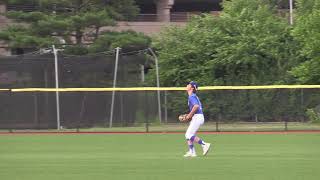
<box><xmin>1</xmin><ymin>88</ymin><xmax>320</xmax><ymax>131</ymax></box>
<box><xmin>1</xmin><ymin>51</ymin><xmax>320</xmax><ymax>132</ymax></box>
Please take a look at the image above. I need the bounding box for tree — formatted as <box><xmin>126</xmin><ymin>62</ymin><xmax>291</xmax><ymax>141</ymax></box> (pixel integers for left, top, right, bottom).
<box><xmin>290</xmin><ymin>0</ymin><xmax>320</xmax><ymax>84</ymax></box>
<box><xmin>89</xmin><ymin>30</ymin><xmax>151</xmax><ymax>53</ymax></box>
<box><xmin>148</xmin><ymin>0</ymin><xmax>301</xmax><ymax>121</ymax></box>
<box><xmin>0</xmin><ymin>0</ymin><xmax>147</xmax><ymax>53</ymax></box>
<box><xmin>150</xmin><ymin>0</ymin><xmax>297</xmax><ymax>86</ymax></box>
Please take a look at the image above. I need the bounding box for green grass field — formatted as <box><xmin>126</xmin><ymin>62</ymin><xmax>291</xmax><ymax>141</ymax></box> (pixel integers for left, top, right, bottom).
<box><xmin>0</xmin><ymin>133</ymin><xmax>319</xmax><ymax>180</ymax></box>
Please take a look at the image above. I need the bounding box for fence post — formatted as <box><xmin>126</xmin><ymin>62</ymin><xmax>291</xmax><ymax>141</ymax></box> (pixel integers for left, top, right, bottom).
<box><xmin>145</xmin><ymin>91</ymin><xmax>149</xmax><ymax>133</ymax></box>
<box><xmin>33</xmin><ymin>92</ymin><xmax>39</xmax><ymax>129</ymax></box>
<box><xmin>301</xmin><ymin>89</ymin><xmax>305</xmax><ymax>122</ymax></box>
<box><xmin>216</xmin><ymin>113</ymin><xmax>221</xmax><ymax>132</ymax></box>
<box><xmin>78</xmin><ymin>92</ymin><xmax>87</xmax><ymax>132</ymax></box>
<box><xmin>8</xmin><ymin>89</ymin><xmax>13</xmax><ymax>133</ymax></box>
<box><xmin>164</xmin><ymin>90</ymin><xmax>168</xmax><ymax>123</ymax></box>
<box><xmin>216</xmin><ymin>121</ymin><xmax>219</xmax><ymax>132</ymax></box>
<box><xmin>284</xmin><ymin>120</ymin><xmax>288</xmax><ymax>131</ymax></box>
<box><xmin>146</xmin><ymin>115</ymin><xmax>149</xmax><ymax>133</ymax></box>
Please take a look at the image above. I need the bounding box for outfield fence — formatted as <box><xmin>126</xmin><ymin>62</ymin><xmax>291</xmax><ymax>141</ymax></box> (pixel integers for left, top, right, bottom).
<box><xmin>1</xmin><ymin>49</ymin><xmax>320</xmax><ymax>132</ymax></box>
<box><xmin>1</xmin><ymin>87</ymin><xmax>320</xmax><ymax>132</ymax></box>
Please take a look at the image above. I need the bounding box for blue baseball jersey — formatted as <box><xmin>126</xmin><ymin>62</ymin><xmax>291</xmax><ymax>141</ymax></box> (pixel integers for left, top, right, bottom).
<box><xmin>188</xmin><ymin>93</ymin><xmax>203</xmax><ymax>114</ymax></box>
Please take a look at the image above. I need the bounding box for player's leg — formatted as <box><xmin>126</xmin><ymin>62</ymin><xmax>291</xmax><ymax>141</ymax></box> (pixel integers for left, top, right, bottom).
<box><xmin>184</xmin><ymin>119</ymin><xmax>199</xmax><ymax>157</ymax></box>
<box><xmin>189</xmin><ymin>114</ymin><xmax>211</xmax><ymax>156</ymax></box>
<box><xmin>193</xmin><ymin>136</ymin><xmax>206</xmax><ymax>145</ymax></box>
<box><xmin>189</xmin><ymin>114</ymin><xmax>205</xmax><ymax>145</ymax></box>
<box><xmin>183</xmin><ymin>140</ymin><xmax>196</xmax><ymax>157</ymax></box>
<box><xmin>192</xmin><ymin>136</ymin><xmax>211</xmax><ymax>156</ymax></box>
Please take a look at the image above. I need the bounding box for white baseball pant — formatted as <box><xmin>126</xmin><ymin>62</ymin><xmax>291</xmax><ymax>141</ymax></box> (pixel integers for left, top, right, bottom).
<box><xmin>185</xmin><ymin>114</ymin><xmax>204</xmax><ymax>139</ymax></box>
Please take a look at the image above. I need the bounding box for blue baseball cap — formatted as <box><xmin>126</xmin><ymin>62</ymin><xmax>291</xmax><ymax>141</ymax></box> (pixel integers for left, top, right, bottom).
<box><xmin>189</xmin><ymin>81</ymin><xmax>198</xmax><ymax>90</ymax></box>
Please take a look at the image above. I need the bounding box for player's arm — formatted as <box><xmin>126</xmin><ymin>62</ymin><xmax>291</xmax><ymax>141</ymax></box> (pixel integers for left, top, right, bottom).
<box><xmin>186</xmin><ymin>104</ymin><xmax>199</xmax><ymax>120</ymax></box>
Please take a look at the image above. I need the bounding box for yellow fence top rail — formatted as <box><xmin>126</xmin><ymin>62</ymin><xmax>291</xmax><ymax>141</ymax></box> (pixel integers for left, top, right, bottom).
<box><xmin>9</xmin><ymin>85</ymin><xmax>320</xmax><ymax>92</ymax></box>
<box><xmin>0</xmin><ymin>89</ymin><xmax>10</xmax><ymax>91</ymax></box>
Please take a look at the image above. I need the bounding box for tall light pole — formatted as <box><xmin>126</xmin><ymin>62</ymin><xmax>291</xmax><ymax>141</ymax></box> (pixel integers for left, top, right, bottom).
<box><xmin>148</xmin><ymin>48</ymin><xmax>162</xmax><ymax>124</ymax></box>
<box><xmin>289</xmin><ymin>0</ymin><xmax>293</xmax><ymax>25</ymax></box>
<box><xmin>109</xmin><ymin>47</ymin><xmax>120</xmax><ymax>128</ymax></box>
<box><xmin>52</xmin><ymin>45</ymin><xmax>61</xmax><ymax>130</ymax></box>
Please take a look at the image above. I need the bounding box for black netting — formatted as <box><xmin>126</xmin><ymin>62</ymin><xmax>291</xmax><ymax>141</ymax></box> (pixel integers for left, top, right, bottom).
<box><xmin>0</xmin><ymin>52</ymin><xmax>149</xmax><ymax>89</ymax></box>
<box><xmin>0</xmin><ymin>52</ymin><xmax>154</xmax><ymax>129</ymax></box>
<box><xmin>0</xmin><ymin>91</ymin><xmax>160</xmax><ymax>129</ymax></box>
<box><xmin>165</xmin><ymin>89</ymin><xmax>320</xmax><ymax>123</ymax></box>
<box><xmin>1</xmin><ymin>53</ymin><xmax>320</xmax><ymax>131</ymax></box>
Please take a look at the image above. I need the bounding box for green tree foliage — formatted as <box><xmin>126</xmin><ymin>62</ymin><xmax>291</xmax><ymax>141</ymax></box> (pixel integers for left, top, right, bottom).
<box><xmin>0</xmin><ymin>0</ymin><xmax>149</xmax><ymax>54</ymax></box>
<box><xmin>290</xmin><ymin>0</ymin><xmax>320</xmax><ymax>84</ymax></box>
<box><xmin>151</xmin><ymin>0</ymin><xmax>298</xmax><ymax>87</ymax></box>
<box><xmin>150</xmin><ymin>0</ymin><xmax>304</xmax><ymax>122</ymax></box>
<box><xmin>89</xmin><ymin>31</ymin><xmax>151</xmax><ymax>53</ymax></box>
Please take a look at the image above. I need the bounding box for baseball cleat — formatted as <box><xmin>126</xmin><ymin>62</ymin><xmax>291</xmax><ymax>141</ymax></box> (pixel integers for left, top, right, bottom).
<box><xmin>184</xmin><ymin>151</ymin><xmax>197</xmax><ymax>157</ymax></box>
<box><xmin>202</xmin><ymin>143</ymin><xmax>211</xmax><ymax>156</ymax></box>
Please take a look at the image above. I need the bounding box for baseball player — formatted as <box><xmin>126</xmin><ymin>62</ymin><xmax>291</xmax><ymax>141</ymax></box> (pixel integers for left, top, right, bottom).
<box><xmin>183</xmin><ymin>81</ymin><xmax>211</xmax><ymax>157</ymax></box>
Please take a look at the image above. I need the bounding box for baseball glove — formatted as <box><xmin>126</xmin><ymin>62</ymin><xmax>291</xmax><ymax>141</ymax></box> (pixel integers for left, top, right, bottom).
<box><xmin>178</xmin><ymin>114</ymin><xmax>189</xmax><ymax>122</ymax></box>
